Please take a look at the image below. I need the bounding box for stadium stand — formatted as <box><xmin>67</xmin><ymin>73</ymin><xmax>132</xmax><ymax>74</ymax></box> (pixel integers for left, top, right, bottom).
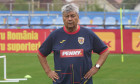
<box><xmin>79</xmin><ymin>16</ymin><xmax>91</xmax><ymax>25</ymax></box>
<box><xmin>18</xmin><ymin>16</ymin><xmax>29</xmax><ymax>25</ymax></box>
<box><xmin>42</xmin><ymin>17</ymin><xmax>54</xmax><ymax>25</ymax></box>
<box><xmin>44</xmin><ymin>26</ymin><xmax>57</xmax><ymax>29</ymax></box>
<box><xmin>118</xmin><ymin>17</ymin><xmax>130</xmax><ymax>25</ymax></box>
<box><xmin>0</xmin><ymin>11</ymin><xmax>139</xmax><ymax>29</ymax></box>
<box><xmin>0</xmin><ymin>17</ymin><xmax>4</xmax><ymax>25</ymax></box>
<box><xmin>54</xmin><ymin>17</ymin><xmax>64</xmax><ymax>25</ymax></box>
<box><xmin>92</xmin><ymin>17</ymin><xmax>104</xmax><ymax>25</ymax></box>
<box><xmin>32</xmin><ymin>26</ymin><xmax>42</xmax><ymax>29</ymax></box>
<box><xmin>7</xmin><ymin>16</ymin><xmax>17</xmax><ymax>25</ymax></box>
<box><xmin>8</xmin><ymin>26</ymin><xmax>18</xmax><ymax>29</ymax></box>
<box><xmin>105</xmin><ymin>26</ymin><xmax>120</xmax><ymax>29</ymax></box>
<box><xmin>105</xmin><ymin>17</ymin><xmax>116</xmax><ymax>25</ymax></box>
<box><xmin>20</xmin><ymin>26</ymin><xmax>30</xmax><ymax>29</ymax></box>
<box><xmin>30</xmin><ymin>16</ymin><xmax>41</xmax><ymax>25</ymax></box>
<box><xmin>0</xmin><ymin>26</ymin><xmax>5</xmax><ymax>29</ymax></box>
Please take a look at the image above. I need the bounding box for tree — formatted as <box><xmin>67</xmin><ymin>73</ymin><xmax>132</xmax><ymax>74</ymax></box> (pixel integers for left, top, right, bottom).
<box><xmin>13</xmin><ymin>0</ymin><xmax>29</xmax><ymax>11</ymax></box>
<box><xmin>0</xmin><ymin>3</ymin><xmax>8</xmax><ymax>11</ymax></box>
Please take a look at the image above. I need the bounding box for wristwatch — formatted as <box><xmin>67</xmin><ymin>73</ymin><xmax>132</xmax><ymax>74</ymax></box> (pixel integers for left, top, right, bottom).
<box><xmin>95</xmin><ymin>64</ymin><xmax>100</xmax><ymax>69</ymax></box>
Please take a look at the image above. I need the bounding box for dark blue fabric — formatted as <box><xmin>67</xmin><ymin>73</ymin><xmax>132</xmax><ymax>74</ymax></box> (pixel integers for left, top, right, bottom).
<box><xmin>39</xmin><ymin>27</ymin><xmax>107</xmax><ymax>84</ymax></box>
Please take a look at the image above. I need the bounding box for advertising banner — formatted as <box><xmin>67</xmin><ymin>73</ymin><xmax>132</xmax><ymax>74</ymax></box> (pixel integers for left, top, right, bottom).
<box><xmin>0</xmin><ymin>29</ymin><xmax>140</xmax><ymax>54</ymax></box>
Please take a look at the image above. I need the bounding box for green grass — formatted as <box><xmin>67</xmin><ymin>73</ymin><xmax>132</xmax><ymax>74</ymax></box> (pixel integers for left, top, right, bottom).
<box><xmin>0</xmin><ymin>53</ymin><xmax>140</xmax><ymax>84</ymax></box>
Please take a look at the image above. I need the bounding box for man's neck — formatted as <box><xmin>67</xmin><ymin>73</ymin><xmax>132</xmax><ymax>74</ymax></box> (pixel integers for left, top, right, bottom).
<box><xmin>65</xmin><ymin>25</ymin><xmax>78</xmax><ymax>32</ymax></box>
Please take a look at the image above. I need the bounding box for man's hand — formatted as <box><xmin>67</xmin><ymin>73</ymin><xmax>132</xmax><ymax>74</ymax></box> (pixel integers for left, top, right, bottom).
<box><xmin>46</xmin><ymin>70</ymin><xmax>59</xmax><ymax>82</ymax></box>
<box><xmin>84</xmin><ymin>67</ymin><xmax>99</xmax><ymax>79</ymax></box>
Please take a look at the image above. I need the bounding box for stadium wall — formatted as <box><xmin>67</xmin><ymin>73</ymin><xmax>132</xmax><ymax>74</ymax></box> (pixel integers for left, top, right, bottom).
<box><xmin>0</xmin><ymin>29</ymin><xmax>140</xmax><ymax>54</ymax></box>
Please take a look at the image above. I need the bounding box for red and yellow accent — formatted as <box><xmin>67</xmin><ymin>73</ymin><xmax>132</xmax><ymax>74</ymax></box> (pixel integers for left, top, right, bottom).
<box><xmin>0</xmin><ymin>29</ymin><xmax>140</xmax><ymax>54</ymax></box>
<box><xmin>63</xmin><ymin>25</ymin><xmax>80</xmax><ymax>34</ymax></box>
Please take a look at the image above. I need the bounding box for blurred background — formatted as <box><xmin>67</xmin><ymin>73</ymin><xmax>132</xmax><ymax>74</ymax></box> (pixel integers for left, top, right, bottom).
<box><xmin>0</xmin><ymin>0</ymin><xmax>140</xmax><ymax>29</ymax></box>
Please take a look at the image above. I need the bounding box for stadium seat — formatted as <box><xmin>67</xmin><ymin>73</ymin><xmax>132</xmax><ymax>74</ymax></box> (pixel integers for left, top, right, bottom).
<box><xmin>105</xmin><ymin>17</ymin><xmax>116</xmax><ymax>25</ymax></box>
<box><xmin>18</xmin><ymin>16</ymin><xmax>29</xmax><ymax>25</ymax></box>
<box><xmin>30</xmin><ymin>16</ymin><xmax>41</xmax><ymax>25</ymax></box>
<box><xmin>44</xmin><ymin>26</ymin><xmax>57</xmax><ymax>29</ymax></box>
<box><xmin>0</xmin><ymin>26</ymin><xmax>5</xmax><ymax>29</ymax></box>
<box><xmin>7</xmin><ymin>16</ymin><xmax>16</xmax><ymax>25</ymax></box>
<box><xmin>93</xmin><ymin>26</ymin><xmax>104</xmax><ymax>29</ymax></box>
<box><xmin>20</xmin><ymin>26</ymin><xmax>30</xmax><ymax>29</ymax></box>
<box><xmin>131</xmin><ymin>17</ymin><xmax>139</xmax><ymax>25</ymax></box>
<box><xmin>80</xmin><ymin>16</ymin><xmax>91</xmax><ymax>25</ymax></box>
<box><xmin>92</xmin><ymin>17</ymin><xmax>104</xmax><ymax>25</ymax></box>
<box><xmin>32</xmin><ymin>26</ymin><xmax>42</xmax><ymax>29</ymax></box>
<box><xmin>105</xmin><ymin>26</ymin><xmax>120</xmax><ymax>29</ymax></box>
<box><xmin>8</xmin><ymin>26</ymin><xmax>18</xmax><ymax>29</ymax></box>
<box><xmin>118</xmin><ymin>17</ymin><xmax>130</xmax><ymax>25</ymax></box>
<box><xmin>0</xmin><ymin>17</ymin><xmax>4</xmax><ymax>24</ymax></box>
<box><xmin>42</xmin><ymin>17</ymin><xmax>54</xmax><ymax>25</ymax></box>
<box><xmin>54</xmin><ymin>17</ymin><xmax>64</xmax><ymax>25</ymax></box>
<box><xmin>82</xmin><ymin>26</ymin><xmax>94</xmax><ymax>29</ymax></box>
<box><xmin>56</xmin><ymin>26</ymin><xmax>63</xmax><ymax>29</ymax></box>
<box><xmin>124</xmin><ymin>26</ymin><xmax>137</xmax><ymax>29</ymax></box>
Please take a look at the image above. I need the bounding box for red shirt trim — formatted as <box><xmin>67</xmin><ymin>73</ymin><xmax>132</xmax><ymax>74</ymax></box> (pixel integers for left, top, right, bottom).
<box><xmin>63</xmin><ymin>25</ymin><xmax>80</xmax><ymax>34</ymax></box>
<box><xmin>99</xmin><ymin>48</ymin><xmax>109</xmax><ymax>55</ymax></box>
<box><xmin>37</xmin><ymin>50</ymin><xmax>46</xmax><ymax>57</ymax></box>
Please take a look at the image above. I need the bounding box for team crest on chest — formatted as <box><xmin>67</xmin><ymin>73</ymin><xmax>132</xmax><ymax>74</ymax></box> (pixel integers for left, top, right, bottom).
<box><xmin>78</xmin><ymin>37</ymin><xmax>84</xmax><ymax>45</ymax></box>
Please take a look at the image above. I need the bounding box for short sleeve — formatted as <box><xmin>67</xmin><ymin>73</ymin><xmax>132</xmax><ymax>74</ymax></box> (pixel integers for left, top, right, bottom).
<box><xmin>90</xmin><ymin>32</ymin><xmax>108</xmax><ymax>54</ymax></box>
<box><xmin>38</xmin><ymin>33</ymin><xmax>54</xmax><ymax>57</ymax></box>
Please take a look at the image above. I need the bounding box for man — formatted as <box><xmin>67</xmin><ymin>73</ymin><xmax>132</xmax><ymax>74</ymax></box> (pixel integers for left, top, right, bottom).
<box><xmin>37</xmin><ymin>3</ymin><xmax>109</xmax><ymax>84</ymax></box>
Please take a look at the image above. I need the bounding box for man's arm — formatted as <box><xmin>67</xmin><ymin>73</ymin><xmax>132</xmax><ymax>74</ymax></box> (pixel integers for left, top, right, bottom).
<box><xmin>84</xmin><ymin>49</ymin><xmax>110</xmax><ymax>79</ymax></box>
<box><xmin>37</xmin><ymin>53</ymin><xmax>59</xmax><ymax>82</ymax></box>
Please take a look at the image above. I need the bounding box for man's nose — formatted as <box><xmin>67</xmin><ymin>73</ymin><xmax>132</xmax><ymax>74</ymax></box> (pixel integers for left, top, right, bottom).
<box><xmin>68</xmin><ymin>16</ymin><xmax>72</xmax><ymax>20</ymax></box>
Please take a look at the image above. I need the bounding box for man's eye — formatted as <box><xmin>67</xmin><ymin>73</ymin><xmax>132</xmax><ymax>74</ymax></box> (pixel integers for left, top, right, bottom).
<box><xmin>65</xmin><ymin>16</ymin><xmax>69</xmax><ymax>18</ymax></box>
<box><xmin>71</xmin><ymin>15</ymin><xmax>75</xmax><ymax>17</ymax></box>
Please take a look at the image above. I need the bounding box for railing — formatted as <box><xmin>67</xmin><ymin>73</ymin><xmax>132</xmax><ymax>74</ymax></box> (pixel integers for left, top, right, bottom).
<box><xmin>0</xmin><ymin>2</ymin><xmax>140</xmax><ymax>29</ymax></box>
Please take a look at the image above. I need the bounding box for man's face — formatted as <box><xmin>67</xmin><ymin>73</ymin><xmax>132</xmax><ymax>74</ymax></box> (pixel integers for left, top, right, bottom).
<box><xmin>63</xmin><ymin>11</ymin><xmax>79</xmax><ymax>30</ymax></box>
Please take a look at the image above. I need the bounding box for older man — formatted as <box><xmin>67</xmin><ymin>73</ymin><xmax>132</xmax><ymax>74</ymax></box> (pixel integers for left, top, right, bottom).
<box><xmin>38</xmin><ymin>3</ymin><xmax>109</xmax><ymax>84</ymax></box>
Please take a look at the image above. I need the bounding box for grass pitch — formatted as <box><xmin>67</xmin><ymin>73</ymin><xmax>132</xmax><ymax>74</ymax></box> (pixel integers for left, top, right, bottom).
<box><xmin>0</xmin><ymin>53</ymin><xmax>139</xmax><ymax>84</ymax></box>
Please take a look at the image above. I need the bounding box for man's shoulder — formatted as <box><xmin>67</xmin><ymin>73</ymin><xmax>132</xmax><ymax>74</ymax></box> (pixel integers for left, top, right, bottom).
<box><xmin>80</xmin><ymin>26</ymin><xmax>95</xmax><ymax>34</ymax></box>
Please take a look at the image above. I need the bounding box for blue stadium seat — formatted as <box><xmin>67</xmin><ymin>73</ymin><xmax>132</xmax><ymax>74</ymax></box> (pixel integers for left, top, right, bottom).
<box><xmin>30</xmin><ymin>16</ymin><xmax>41</xmax><ymax>25</ymax></box>
<box><xmin>131</xmin><ymin>17</ymin><xmax>139</xmax><ymax>25</ymax></box>
<box><xmin>54</xmin><ymin>17</ymin><xmax>64</xmax><ymax>25</ymax></box>
<box><xmin>32</xmin><ymin>26</ymin><xmax>42</xmax><ymax>29</ymax></box>
<box><xmin>8</xmin><ymin>26</ymin><xmax>18</xmax><ymax>29</ymax></box>
<box><xmin>118</xmin><ymin>17</ymin><xmax>130</xmax><ymax>25</ymax></box>
<box><xmin>20</xmin><ymin>26</ymin><xmax>30</xmax><ymax>29</ymax></box>
<box><xmin>124</xmin><ymin>26</ymin><xmax>137</xmax><ymax>29</ymax></box>
<box><xmin>56</xmin><ymin>26</ymin><xmax>63</xmax><ymax>29</ymax></box>
<box><xmin>0</xmin><ymin>26</ymin><xmax>5</xmax><ymax>29</ymax></box>
<box><xmin>44</xmin><ymin>26</ymin><xmax>57</xmax><ymax>29</ymax></box>
<box><xmin>92</xmin><ymin>17</ymin><xmax>103</xmax><ymax>25</ymax></box>
<box><xmin>42</xmin><ymin>17</ymin><xmax>54</xmax><ymax>25</ymax></box>
<box><xmin>82</xmin><ymin>26</ymin><xmax>93</xmax><ymax>29</ymax></box>
<box><xmin>18</xmin><ymin>16</ymin><xmax>28</xmax><ymax>25</ymax></box>
<box><xmin>7</xmin><ymin>16</ymin><xmax>16</xmax><ymax>25</ymax></box>
<box><xmin>105</xmin><ymin>17</ymin><xmax>116</xmax><ymax>25</ymax></box>
<box><xmin>93</xmin><ymin>26</ymin><xmax>104</xmax><ymax>29</ymax></box>
<box><xmin>80</xmin><ymin>16</ymin><xmax>91</xmax><ymax>25</ymax></box>
<box><xmin>0</xmin><ymin>17</ymin><xmax>4</xmax><ymax>24</ymax></box>
<box><xmin>106</xmin><ymin>26</ymin><xmax>120</xmax><ymax>29</ymax></box>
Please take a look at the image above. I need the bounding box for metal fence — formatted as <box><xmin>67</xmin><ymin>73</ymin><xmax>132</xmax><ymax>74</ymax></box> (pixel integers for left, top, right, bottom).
<box><xmin>0</xmin><ymin>2</ymin><xmax>140</xmax><ymax>29</ymax></box>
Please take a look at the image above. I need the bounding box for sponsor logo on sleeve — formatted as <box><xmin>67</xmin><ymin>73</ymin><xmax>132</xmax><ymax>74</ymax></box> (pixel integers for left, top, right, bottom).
<box><xmin>60</xmin><ymin>49</ymin><xmax>84</xmax><ymax>58</ymax></box>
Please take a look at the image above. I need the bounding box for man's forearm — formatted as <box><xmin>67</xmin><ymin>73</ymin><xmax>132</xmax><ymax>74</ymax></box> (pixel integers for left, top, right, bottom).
<box><xmin>37</xmin><ymin>54</ymin><xmax>51</xmax><ymax>74</ymax></box>
<box><xmin>95</xmin><ymin>50</ymin><xmax>110</xmax><ymax>67</ymax></box>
